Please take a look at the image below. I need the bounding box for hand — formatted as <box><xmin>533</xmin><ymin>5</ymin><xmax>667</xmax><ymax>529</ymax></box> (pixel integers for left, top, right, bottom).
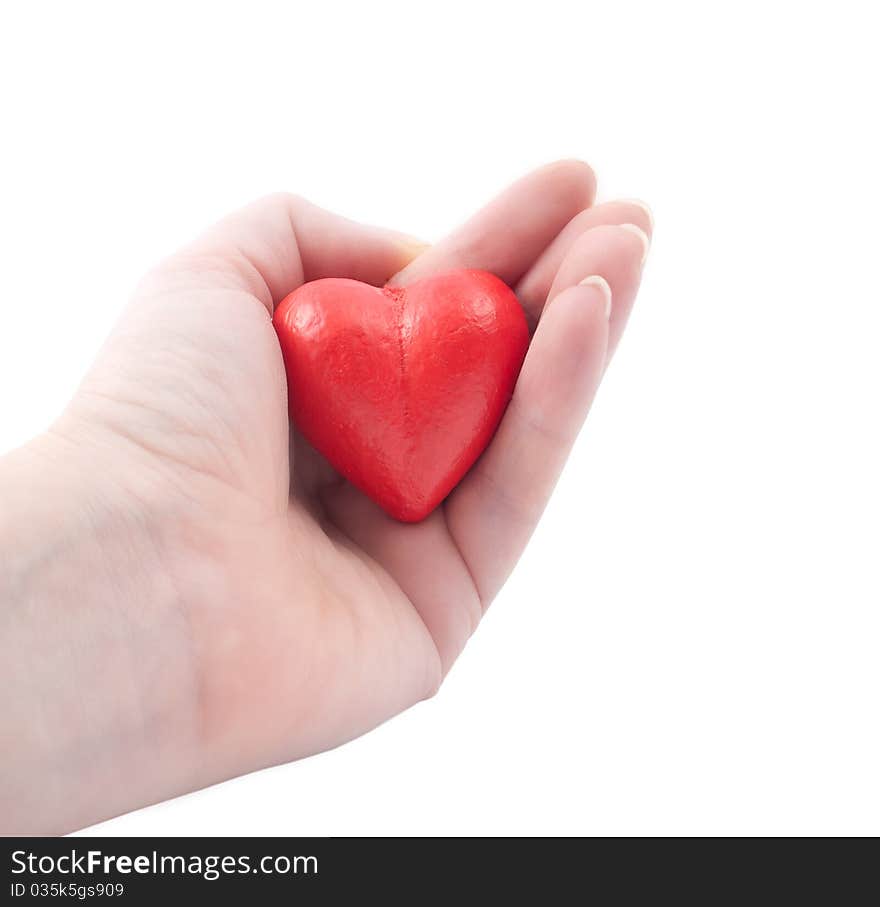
<box><xmin>0</xmin><ymin>161</ymin><xmax>650</xmax><ymax>832</ymax></box>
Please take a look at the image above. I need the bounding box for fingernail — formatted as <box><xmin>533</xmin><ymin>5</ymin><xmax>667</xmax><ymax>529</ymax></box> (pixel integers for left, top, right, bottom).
<box><xmin>578</xmin><ymin>275</ymin><xmax>612</xmax><ymax>319</ymax></box>
<box><xmin>395</xmin><ymin>234</ymin><xmax>431</xmax><ymax>260</ymax></box>
<box><xmin>619</xmin><ymin>198</ymin><xmax>654</xmax><ymax>235</ymax></box>
<box><xmin>620</xmin><ymin>223</ymin><xmax>650</xmax><ymax>268</ymax></box>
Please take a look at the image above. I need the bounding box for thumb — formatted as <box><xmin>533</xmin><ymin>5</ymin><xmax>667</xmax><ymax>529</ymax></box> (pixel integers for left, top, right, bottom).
<box><xmin>141</xmin><ymin>192</ymin><xmax>429</xmax><ymax>313</ymax></box>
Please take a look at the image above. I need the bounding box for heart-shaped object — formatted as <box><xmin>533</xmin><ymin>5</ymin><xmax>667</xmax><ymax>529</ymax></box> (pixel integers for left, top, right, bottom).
<box><xmin>273</xmin><ymin>269</ymin><xmax>529</xmax><ymax>521</ymax></box>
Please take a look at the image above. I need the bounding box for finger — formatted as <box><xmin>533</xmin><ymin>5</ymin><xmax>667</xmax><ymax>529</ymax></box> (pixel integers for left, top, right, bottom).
<box><xmin>389</xmin><ymin>159</ymin><xmax>596</xmax><ymax>288</ymax></box>
<box><xmin>445</xmin><ymin>277</ymin><xmax>611</xmax><ymax>605</ymax></box>
<box><xmin>144</xmin><ymin>193</ymin><xmax>428</xmax><ymax>312</ymax></box>
<box><xmin>545</xmin><ymin>223</ymin><xmax>649</xmax><ymax>357</ymax></box>
<box><xmin>516</xmin><ymin>199</ymin><xmax>652</xmax><ymax>324</ymax></box>
<box><xmin>319</xmin><ymin>490</ymin><xmax>481</xmax><ymax>675</ymax></box>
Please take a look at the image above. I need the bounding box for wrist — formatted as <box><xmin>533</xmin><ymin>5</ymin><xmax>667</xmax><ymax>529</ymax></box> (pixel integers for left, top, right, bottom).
<box><xmin>0</xmin><ymin>431</ymin><xmax>202</xmax><ymax>833</ymax></box>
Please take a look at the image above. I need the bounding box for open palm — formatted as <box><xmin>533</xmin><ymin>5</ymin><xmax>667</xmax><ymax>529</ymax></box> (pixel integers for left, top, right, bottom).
<box><xmin>59</xmin><ymin>161</ymin><xmax>650</xmax><ymax>793</ymax></box>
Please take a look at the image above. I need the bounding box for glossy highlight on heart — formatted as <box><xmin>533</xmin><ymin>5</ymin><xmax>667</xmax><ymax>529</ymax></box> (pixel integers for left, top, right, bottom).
<box><xmin>273</xmin><ymin>269</ymin><xmax>529</xmax><ymax>521</ymax></box>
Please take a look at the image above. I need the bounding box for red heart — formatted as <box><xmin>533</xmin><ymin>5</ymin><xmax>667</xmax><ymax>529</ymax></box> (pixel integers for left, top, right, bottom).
<box><xmin>273</xmin><ymin>269</ymin><xmax>529</xmax><ymax>521</ymax></box>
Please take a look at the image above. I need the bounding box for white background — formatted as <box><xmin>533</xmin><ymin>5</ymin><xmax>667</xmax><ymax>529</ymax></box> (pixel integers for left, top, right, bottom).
<box><xmin>2</xmin><ymin>2</ymin><xmax>877</xmax><ymax>836</ymax></box>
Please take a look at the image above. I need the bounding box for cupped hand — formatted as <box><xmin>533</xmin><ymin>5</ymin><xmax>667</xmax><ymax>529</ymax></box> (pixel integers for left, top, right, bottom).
<box><xmin>43</xmin><ymin>161</ymin><xmax>650</xmax><ymax>824</ymax></box>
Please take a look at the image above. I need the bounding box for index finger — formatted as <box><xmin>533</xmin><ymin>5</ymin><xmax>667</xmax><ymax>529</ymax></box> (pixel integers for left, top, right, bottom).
<box><xmin>389</xmin><ymin>160</ymin><xmax>596</xmax><ymax>288</ymax></box>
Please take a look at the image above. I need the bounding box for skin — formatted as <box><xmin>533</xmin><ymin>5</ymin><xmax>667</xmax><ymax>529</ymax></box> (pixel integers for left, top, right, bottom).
<box><xmin>0</xmin><ymin>161</ymin><xmax>650</xmax><ymax>833</ymax></box>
